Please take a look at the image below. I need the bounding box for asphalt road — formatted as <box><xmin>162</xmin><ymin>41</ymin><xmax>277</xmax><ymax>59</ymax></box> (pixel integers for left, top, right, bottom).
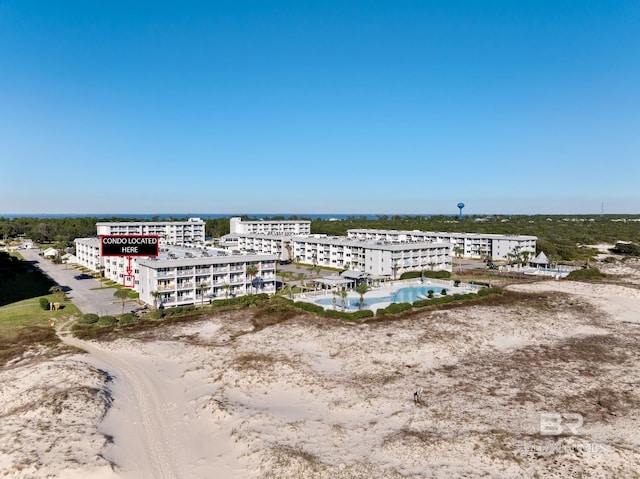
<box><xmin>20</xmin><ymin>248</ymin><xmax>136</xmax><ymax>316</ymax></box>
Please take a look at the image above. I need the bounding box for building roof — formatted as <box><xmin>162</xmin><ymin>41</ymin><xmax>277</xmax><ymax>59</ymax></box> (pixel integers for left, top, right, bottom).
<box><xmin>531</xmin><ymin>252</ymin><xmax>550</xmax><ymax>264</ymax></box>
<box><xmin>138</xmin><ymin>253</ymin><xmax>278</xmax><ymax>269</ymax></box>
<box><xmin>314</xmin><ymin>275</ymin><xmax>352</xmax><ymax>287</ymax></box>
<box><xmin>341</xmin><ymin>270</ymin><xmax>367</xmax><ymax>279</ymax></box>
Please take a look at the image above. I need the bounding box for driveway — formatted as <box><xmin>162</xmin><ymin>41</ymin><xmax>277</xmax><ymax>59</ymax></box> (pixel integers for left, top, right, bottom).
<box><xmin>19</xmin><ymin>248</ymin><xmax>136</xmax><ymax>316</ymax></box>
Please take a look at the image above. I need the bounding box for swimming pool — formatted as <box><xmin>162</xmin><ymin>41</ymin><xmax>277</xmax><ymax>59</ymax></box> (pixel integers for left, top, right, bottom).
<box><xmin>314</xmin><ymin>285</ymin><xmax>445</xmax><ymax>311</ymax></box>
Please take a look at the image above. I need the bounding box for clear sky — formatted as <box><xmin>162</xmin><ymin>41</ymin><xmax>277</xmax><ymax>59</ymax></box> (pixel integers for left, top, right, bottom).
<box><xmin>1</xmin><ymin>0</ymin><xmax>638</xmax><ymax>215</ymax></box>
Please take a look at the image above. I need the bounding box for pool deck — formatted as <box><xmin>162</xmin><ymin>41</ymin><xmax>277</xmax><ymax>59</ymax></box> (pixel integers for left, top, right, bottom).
<box><xmin>297</xmin><ymin>278</ymin><xmax>480</xmax><ymax>312</ymax></box>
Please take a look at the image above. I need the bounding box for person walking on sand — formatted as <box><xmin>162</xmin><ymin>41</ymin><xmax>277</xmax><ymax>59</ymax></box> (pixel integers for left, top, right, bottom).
<box><xmin>413</xmin><ymin>387</ymin><xmax>424</xmax><ymax>405</ymax></box>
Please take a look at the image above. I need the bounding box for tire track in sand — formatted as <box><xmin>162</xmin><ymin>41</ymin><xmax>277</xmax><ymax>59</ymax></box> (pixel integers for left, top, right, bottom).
<box><xmin>60</xmin><ymin>332</ymin><xmax>180</xmax><ymax>479</ymax></box>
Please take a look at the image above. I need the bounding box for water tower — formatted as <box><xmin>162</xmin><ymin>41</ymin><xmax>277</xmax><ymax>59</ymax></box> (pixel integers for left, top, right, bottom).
<box><xmin>457</xmin><ymin>202</ymin><xmax>465</xmax><ymax>220</ymax></box>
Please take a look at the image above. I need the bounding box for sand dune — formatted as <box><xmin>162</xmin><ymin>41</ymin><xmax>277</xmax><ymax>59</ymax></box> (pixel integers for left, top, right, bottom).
<box><xmin>2</xmin><ymin>259</ymin><xmax>639</xmax><ymax>478</ymax></box>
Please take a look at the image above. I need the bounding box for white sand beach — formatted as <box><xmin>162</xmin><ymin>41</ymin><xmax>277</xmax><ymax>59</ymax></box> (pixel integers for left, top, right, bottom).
<box><xmin>2</xmin><ymin>259</ymin><xmax>639</xmax><ymax>478</ymax></box>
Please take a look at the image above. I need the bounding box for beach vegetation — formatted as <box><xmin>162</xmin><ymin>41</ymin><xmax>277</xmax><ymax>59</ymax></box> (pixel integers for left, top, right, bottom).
<box><xmin>566</xmin><ymin>267</ymin><xmax>605</xmax><ymax>280</ymax></box>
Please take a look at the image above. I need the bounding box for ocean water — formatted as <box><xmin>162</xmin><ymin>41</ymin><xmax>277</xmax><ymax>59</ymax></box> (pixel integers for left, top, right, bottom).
<box><xmin>1</xmin><ymin>213</ymin><xmax>434</xmax><ymax>220</ymax></box>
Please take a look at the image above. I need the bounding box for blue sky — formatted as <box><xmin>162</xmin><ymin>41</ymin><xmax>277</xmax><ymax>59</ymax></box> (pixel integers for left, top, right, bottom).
<box><xmin>1</xmin><ymin>0</ymin><xmax>638</xmax><ymax>215</ymax></box>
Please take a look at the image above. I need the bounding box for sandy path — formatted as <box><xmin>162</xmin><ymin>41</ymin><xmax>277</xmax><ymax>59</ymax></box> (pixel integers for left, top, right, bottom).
<box><xmin>60</xmin><ymin>333</ymin><xmax>181</xmax><ymax>479</ymax></box>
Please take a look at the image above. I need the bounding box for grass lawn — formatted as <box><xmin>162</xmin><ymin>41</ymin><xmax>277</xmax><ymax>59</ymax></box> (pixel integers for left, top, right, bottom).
<box><xmin>0</xmin><ymin>296</ymin><xmax>81</xmax><ymax>331</ymax></box>
<box><xmin>0</xmin><ymin>254</ymin><xmax>83</xmax><ymax>364</ymax></box>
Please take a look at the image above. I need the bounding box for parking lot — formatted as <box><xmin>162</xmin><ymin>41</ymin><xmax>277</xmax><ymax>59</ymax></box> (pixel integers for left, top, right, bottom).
<box><xmin>19</xmin><ymin>248</ymin><xmax>138</xmax><ymax>316</ymax></box>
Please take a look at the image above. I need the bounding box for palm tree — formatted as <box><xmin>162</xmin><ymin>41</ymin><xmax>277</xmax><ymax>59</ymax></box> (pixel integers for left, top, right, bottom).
<box><xmin>340</xmin><ymin>289</ymin><xmax>348</xmax><ymax>312</ymax></box>
<box><xmin>114</xmin><ymin>289</ymin><xmax>129</xmax><ymax>315</ymax></box>
<box><xmin>332</xmin><ymin>290</ymin><xmax>337</xmax><ymax>310</ymax></box>
<box><xmin>246</xmin><ymin>264</ymin><xmax>259</xmax><ymax>294</ymax></box>
<box><xmin>150</xmin><ymin>290</ymin><xmax>160</xmax><ymax>310</ymax></box>
<box><xmin>355</xmin><ymin>283</ymin><xmax>371</xmax><ymax>310</ymax></box>
<box><xmin>48</xmin><ymin>285</ymin><xmax>62</xmax><ymax>297</ymax></box>
<box><xmin>453</xmin><ymin>246</ymin><xmax>463</xmax><ymax>272</ymax></box>
<box><xmin>222</xmin><ymin>283</ymin><xmax>230</xmax><ymax>298</ymax></box>
<box><xmin>284</xmin><ymin>241</ymin><xmax>292</xmax><ymax>263</ymax></box>
<box><xmin>391</xmin><ymin>261</ymin><xmax>399</xmax><ymax>281</ymax></box>
<box><xmin>198</xmin><ymin>282</ymin><xmax>208</xmax><ymax>307</ymax></box>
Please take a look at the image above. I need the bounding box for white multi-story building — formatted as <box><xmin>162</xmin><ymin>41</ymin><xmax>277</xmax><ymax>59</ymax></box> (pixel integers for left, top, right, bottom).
<box><xmin>137</xmin><ymin>254</ymin><xmax>277</xmax><ymax>308</ymax></box>
<box><xmin>96</xmin><ymin>217</ymin><xmax>206</xmax><ymax>245</ymax></box>
<box><xmin>229</xmin><ymin>217</ymin><xmax>311</xmax><ymax>236</ymax></box>
<box><xmin>346</xmin><ymin>229</ymin><xmax>536</xmax><ymax>262</ymax></box>
<box><xmin>75</xmin><ymin>218</ymin><xmax>277</xmax><ymax>308</ymax></box>
<box><xmin>236</xmin><ymin>234</ymin><xmax>299</xmax><ymax>261</ymax></box>
<box><xmin>291</xmin><ymin>236</ymin><xmax>451</xmax><ymax>277</ymax></box>
<box><xmin>74</xmin><ymin>238</ymin><xmax>101</xmax><ymax>271</ymax></box>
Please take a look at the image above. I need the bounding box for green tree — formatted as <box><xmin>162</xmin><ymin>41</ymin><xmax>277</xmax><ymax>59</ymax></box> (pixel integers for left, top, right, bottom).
<box><xmin>246</xmin><ymin>264</ymin><xmax>259</xmax><ymax>294</ymax></box>
<box><xmin>198</xmin><ymin>282</ymin><xmax>208</xmax><ymax>306</ymax></box>
<box><xmin>150</xmin><ymin>290</ymin><xmax>160</xmax><ymax>310</ymax></box>
<box><xmin>355</xmin><ymin>283</ymin><xmax>371</xmax><ymax>310</ymax></box>
<box><xmin>48</xmin><ymin>285</ymin><xmax>62</xmax><ymax>297</ymax></box>
<box><xmin>114</xmin><ymin>289</ymin><xmax>130</xmax><ymax>315</ymax></box>
<box><xmin>340</xmin><ymin>289</ymin><xmax>348</xmax><ymax>312</ymax></box>
<box><xmin>391</xmin><ymin>261</ymin><xmax>399</xmax><ymax>280</ymax></box>
<box><xmin>453</xmin><ymin>246</ymin><xmax>463</xmax><ymax>272</ymax></box>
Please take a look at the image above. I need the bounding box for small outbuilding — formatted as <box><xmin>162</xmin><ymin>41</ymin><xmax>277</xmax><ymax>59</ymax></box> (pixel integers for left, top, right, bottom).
<box><xmin>42</xmin><ymin>247</ymin><xmax>59</xmax><ymax>258</ymax></box>
<box><xmin>529</xmin><ymin>251</ymin><xmax>550</xmax><ymax>268</ymax></box>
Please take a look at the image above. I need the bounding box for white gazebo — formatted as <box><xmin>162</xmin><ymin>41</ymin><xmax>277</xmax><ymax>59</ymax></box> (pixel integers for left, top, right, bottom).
<box><xmin>314</xmin><ymin>274</ymin><xmax>352</xmax><ymax>292</ymax></box>
<box><xmin>530</xmin><ymin>251</ymin><xmax>550</xmax><ymax>268</ymax></box>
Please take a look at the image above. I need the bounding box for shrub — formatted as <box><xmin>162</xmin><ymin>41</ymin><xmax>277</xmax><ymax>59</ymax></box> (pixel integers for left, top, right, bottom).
<box><xmin>441</xmin><ymin>288</ymin><xmax>447</xmax><ymax>296</ymax></box>
<box><xmin>294</xmin><ymin>301</ymin><xmax>325</xmax><ymax>314</ymax></box>
<box><xmin>151</xmin><ymin>309</ymin><xmax>165</xmax><ymax>320</ymax></box>
<box><xmin>97</xmin><ymin>315</ymin><xmax>117</xmax><ymax>326</ymax></box>
<box><xmin>78</xmin><ymin>313</ymin><xmax>99</xmax><ymax>324</ymax></box>
<box><xmin>425</xmin><ymin>270</ymin><xmax>450</xmax><ymax>279</ymax></box>
<box><xmin>602</xmin><ymin>256</ymin><xmax>617</xmax><ymax>264</ymax></box>
<box><xmin>454</xmin><ymin>280</ymin><xmax>460</xmax><ymax>287</ymax></box>
<box><xmin>119</xmin><ymin>313</ymin><xmax>138</xmax><ymax>325</ymax></box>
<box><xmin>376</xmin><ymin>302</ymin><xmax>413</xmax><ymax>316</ymax></box>
<box><xmin>39</xmin><ymin>297</ymin><xmax>50</xmax><ymax>310</ymax></box>
<box><xmin>400</xmin><ymin>270</ymin><xmax>451</xmax><ymax>280</ymax></box>
<box><xmin>427</xmin><ymin>289</ymin><xmax>434</xmax><ymax>298</ymax></box>
<box><xmin>567</xmin><ymin>268</ymin><xmax>605</xmax><ymax>280</ymax></box>
<box><xmin>477</xmin><ymin>286</ymin><xmax>504</xmax><ymax>296</ymax></box>
<box><xmin>612</xmin><ymin>242</ymin><xmax>640</xmax><ymax>256</ymax></box>
<box><xmin>343</xmin><ymin>309</ymin><xmax>374</xmax><ymax>320</ymax></box>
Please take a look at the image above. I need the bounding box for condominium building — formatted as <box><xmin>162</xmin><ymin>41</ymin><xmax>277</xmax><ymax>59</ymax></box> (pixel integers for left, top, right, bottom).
<box><xmin>75</xmin><ymin>219</ymin><xmax>277</xmax><ymax>308</ymax></box>
<box><xmin>137</xmin><ymin>254</ymin><xmax>277</xmax><ymax>308</ymax></box>
<box><xmin>96</xmin><ymin>217</ymin><xmax>206</xmax><ymax>245</ymax></box>
<box><xmin>346</xmin><ymin>229</ymin><xmax>537</xmax><ymax>261</ymax></box>
<box><xmin>235</xmin><ymin>233</ymin><xmax>297</xmax><ymax>261</ymax></box>
<box><xmin>74</xmin><ymin>238</ymin><xmax>101</xmax><ymax>271</ymax></box>
<box><xmin>229</xmin><ymin>217</ymin><xmax>311</xmax><ymax>236</ymax></box>
<box><xmin>291</xmin><ymin>236</ymin><xmax>451</xmax><ymax>277</ymax></box>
